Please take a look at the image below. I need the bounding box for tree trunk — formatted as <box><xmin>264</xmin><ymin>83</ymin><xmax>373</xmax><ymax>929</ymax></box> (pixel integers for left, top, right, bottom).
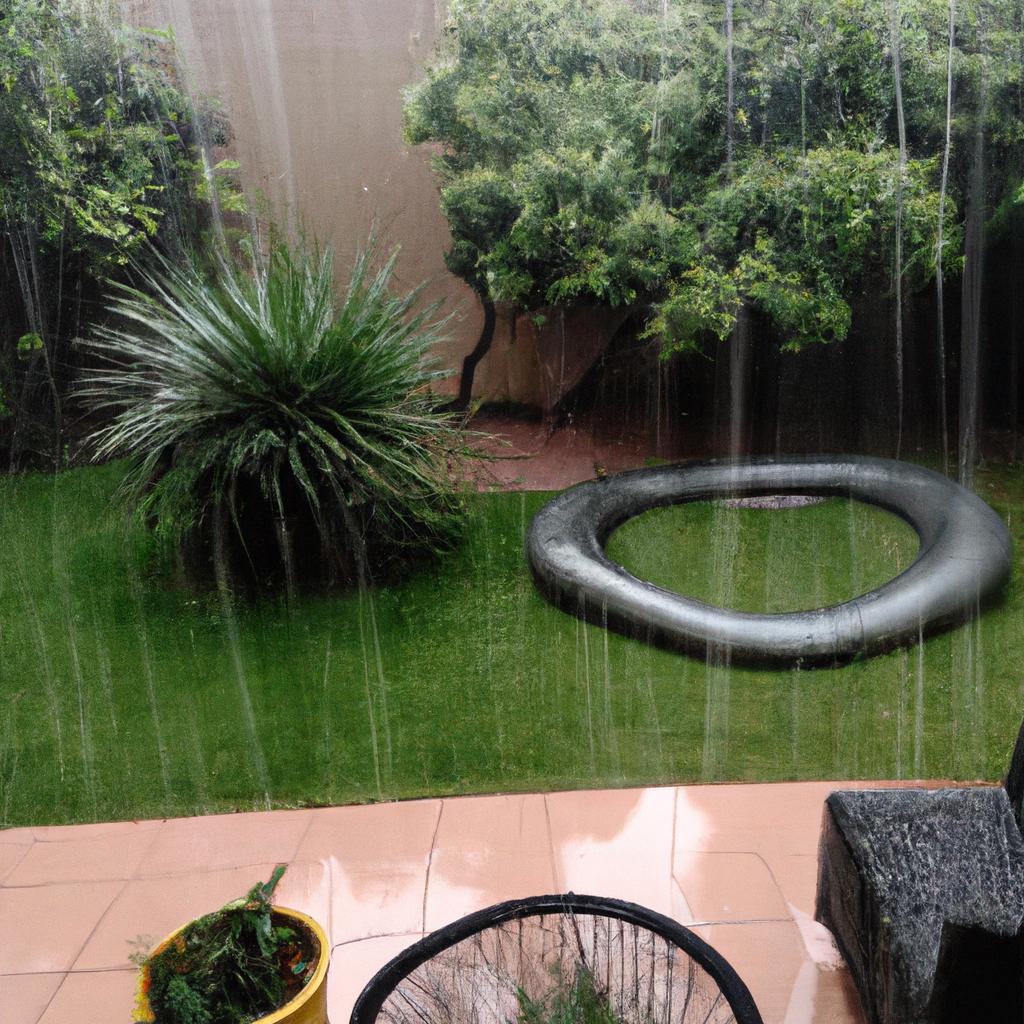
<box><xmin>451</xmin><ymin>290</ymin><xmax>497</xmax><ymax>410</ymax></box>
<box><xmin>959</xmin><ymin>102</ymin><xmax>986</xmax><ymax>488</ymax></box>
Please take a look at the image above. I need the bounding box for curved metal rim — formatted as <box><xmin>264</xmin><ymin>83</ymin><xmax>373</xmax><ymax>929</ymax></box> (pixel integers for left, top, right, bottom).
<box><xmin>525</xmin><ymin>456</ymin><xmax>1012</xmax><ymax>667</ymax></box>
<box><xmin>349</xmin><ymin>892</ymin><xmax>764</xmax><ymax>1024</ymax></box>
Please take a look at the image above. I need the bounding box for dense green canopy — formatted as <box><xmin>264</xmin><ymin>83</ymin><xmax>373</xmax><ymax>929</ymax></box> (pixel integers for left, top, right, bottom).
<box><xmin>0</xmin><ymin>0</ymin><xmax>231</xmax><ymax>463</ymax></box>
<box><xmin>405</xmin><ymin>0</ymin><xmax>1022</xmax><ymax>355</ymax></box>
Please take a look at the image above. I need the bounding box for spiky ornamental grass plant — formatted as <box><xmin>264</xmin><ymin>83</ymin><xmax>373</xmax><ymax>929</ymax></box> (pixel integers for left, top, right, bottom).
<box><xmin>80</xmin><ymin>239</ymin><xmax>469</xmax><ymax>591</ymax></box>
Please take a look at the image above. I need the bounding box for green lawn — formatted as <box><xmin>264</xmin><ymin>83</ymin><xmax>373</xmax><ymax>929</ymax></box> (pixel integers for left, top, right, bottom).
<box><xmin>1</xmin><ymin>460</ymin><xmax>1022</xmax><ymax>826</ymax></box>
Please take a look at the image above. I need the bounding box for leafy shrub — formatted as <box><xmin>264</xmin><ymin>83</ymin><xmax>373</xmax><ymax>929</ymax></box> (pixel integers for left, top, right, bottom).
<box><xmin>81</xmin><ymin>238</ymin><xmax>470</xmax><ymax>590</ymax></box>
<box><xmin>404</xmin><ymin>0</ymin><xmax>1020</xmax><ymax>364</ymax></box>
<box><xmin>0</xmin><ymin>0</ymin><xmax>232</xmax><ymax>465</ymax></box>
<box><xmin>133</xmin><ymin>866</ymin><xmax>316</xmax><ymax>1024</ymax></box>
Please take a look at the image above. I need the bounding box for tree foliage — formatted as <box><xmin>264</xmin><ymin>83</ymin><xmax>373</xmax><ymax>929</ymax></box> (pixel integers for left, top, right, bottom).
<box><xmin>405</xmin><ymin>0</ymin><xmax>1021</xmax><ymax>357</ymax></box>
<box><xmin>0</xmin><ymin>0</ymin><xmax>233</xmax><ymax>464</ymax></box>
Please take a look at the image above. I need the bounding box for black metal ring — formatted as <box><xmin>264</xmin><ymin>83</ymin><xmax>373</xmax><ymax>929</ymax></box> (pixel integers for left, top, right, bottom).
<box><xmin>349</xmin><ymin>892</ymin><xmax>763</xmax><ymax>1023</ymax></box>
<box><xmin>526</xmin><ymin>456</ymin><xmax>1012</xmax><ymax>667</ymax></box>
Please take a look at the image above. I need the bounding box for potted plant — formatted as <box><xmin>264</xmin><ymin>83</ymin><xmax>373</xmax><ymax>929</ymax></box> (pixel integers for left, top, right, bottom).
<box><xmin>132</xmin><ymin>866</ymin><xmax>329</xmax><ymax>1024</ymax></box>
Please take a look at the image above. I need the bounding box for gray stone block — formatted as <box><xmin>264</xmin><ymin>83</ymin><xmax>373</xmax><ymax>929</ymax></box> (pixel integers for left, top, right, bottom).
<box><xmin>816</xmin><ymin>787</ymin><xmax>1024</xmax><ymax>1023</ymax></box>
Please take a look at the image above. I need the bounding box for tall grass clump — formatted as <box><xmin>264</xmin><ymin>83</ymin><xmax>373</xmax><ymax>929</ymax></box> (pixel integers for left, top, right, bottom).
<box><xmin>80</xmin><ymin>239</ymin><xmax>470</xmax><ymax>591</ymax></box>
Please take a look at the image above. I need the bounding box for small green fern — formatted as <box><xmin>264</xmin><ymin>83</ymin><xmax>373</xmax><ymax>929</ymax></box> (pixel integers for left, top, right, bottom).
<box><xmin>516</xmin><ymin>964</ymin><xmax>624</xmax><ymax>1024</ymax></box>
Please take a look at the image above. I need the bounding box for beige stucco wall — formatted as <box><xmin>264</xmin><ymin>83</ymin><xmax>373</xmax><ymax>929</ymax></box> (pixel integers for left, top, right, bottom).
<box><xmin>123</xmin><ymin>1</ymin><xmax>469</xmax><ymax>390</ymax></box>
<box><xmin>124</xmin><ymin>0</ymin><xmax>626</xmax><ymax>407</ymax></box>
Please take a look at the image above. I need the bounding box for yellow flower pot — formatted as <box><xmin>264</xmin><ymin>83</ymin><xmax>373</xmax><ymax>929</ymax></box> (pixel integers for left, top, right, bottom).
<box><xmin>135</xmin><ymin>906</ymin><xmax>329</xmax><ymax>1024</ymax></box>
<box><xmin>253</xmin><ymin>908</ymin><xmax>330</xmax><ymax>1024</ymax></box>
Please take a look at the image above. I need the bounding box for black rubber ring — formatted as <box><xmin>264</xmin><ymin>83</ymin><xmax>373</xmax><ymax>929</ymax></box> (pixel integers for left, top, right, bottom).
<box><xmin>526</xmin><ymin>456</ymin><xmax>1012</xmax><ymax>667</ymax></box>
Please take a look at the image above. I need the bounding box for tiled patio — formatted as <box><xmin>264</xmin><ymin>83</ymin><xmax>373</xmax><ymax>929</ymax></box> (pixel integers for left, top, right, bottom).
<box><xmin>0</xmin><ymin>780</ymin><xmax>903</xmax><ymax>1023</ymax></box>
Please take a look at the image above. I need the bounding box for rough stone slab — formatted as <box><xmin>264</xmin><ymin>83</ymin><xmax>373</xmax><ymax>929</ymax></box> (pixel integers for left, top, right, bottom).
<box><xmin>816</xmin><ymin>788</ymin><xmax>1024</xmax><ymax>1023</ymax></box>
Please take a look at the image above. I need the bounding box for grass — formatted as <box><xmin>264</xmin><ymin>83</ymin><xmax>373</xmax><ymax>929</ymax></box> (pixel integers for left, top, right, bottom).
<box><xmin>608</xmin><ymin>497</ymin><xmax>919</xmax><ymax>614</ymax></box>
<box><xmin>1</xmin><ymin>459</ymin><xmax>1023</xmax><ymax>826</ymax></box>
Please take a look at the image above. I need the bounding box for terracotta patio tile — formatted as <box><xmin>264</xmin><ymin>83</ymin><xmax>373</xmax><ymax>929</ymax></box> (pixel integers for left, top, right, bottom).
<box><xmin>748</xmin><ymin>954</ymin><xmax>865</xmax><ymax>1023</ymax></box>
<box><xmin>37</xmin><ymin>970</ymin><xmax>135</xmax><ymax>1024</ymax></box>
<box><xmin>328</xmin><ymin>934</ymin><xmax>421</xmax><ymax>1024</ymax></box>
<box><xmin>29</xmin><ymin>819</ymin><xmax>163</xmax><ymax>842</ymax></box>
<box><xmin>761</xmin><ymin>853</ymin><xmax>820</xmax><ymax>918</ymax></box>
<box><xmin>0</xmin><ymin>827</ymin><xmax>34</xmax><ymax>845</ymax></box>
<box><xmin>676</xmin><ymin>781</ymin><xmax>937</xmax><ymax>861</ymax></box>
<box><xmin>274</xmin><ymin>859</ymin><xmax>332</xmax><ymax>942</ymax></box>
<box><xmin>5</xmin><ymin>827</ymin><xmax>157</xmax><ymax>886</ymax></box>
<box><xmin>670</xmin><ymin>785</ymin><xmax>716</xmax><ymax>851</ymax></box>
<box><xmin>424</xmin><ymin>794</ymin><xmax>557</xmax><ymax>932</ymax></box>
<box><xmin>674</xmin><ymin>851</ymin><xmax>790</xmax><ymax>923</ymax></box>
<box><xmin>136</xmin><ymin>809</ymin><xmax>311</xmax><ymax>876</ymax></box>
<box><xmin>546</xmin><ymin>787</ymin><xmax>679</xmax><ymax>916</ymax></box>
<box><xmin>0</xmin><ymin>782</ymin><xmax>881</xmax><ymax>1024</ymax></box>
<box><xmin>0</xmin><ymin>972</ymin><xmax>64</xmax><ymax>1024</ymax></box>
<box><xmin>0</xmin><ymin>842</ymin><xmax>31</xmax><ymax>883</ymax></box>
<box><xmin>788</xmin><ymin>902</ymin><xmax>847</xmax><ymax>970</ymax></box>
<box><xmin>795</xmin><ymin>964</ymin><xmax>866</xmax><ymax>1023</ymax></box>
<box><xmin>675</xmin><ymin>782</ymin><xmax>837</xmax><ymax>857</ymax></box>
<box><xmin>689</xmin><ymin>920</ymin><xmax>808</xmax><ymax>1024</ymax></box>
<box><xmin>73</xmin><ymin>863</ymin><xmax>279</xmax><ymax>970</ymax></box>
<box><xmin>295</xmin><ymin>800</ymin><xmax>440</xmax><ymax>943</ymax></box>
<box><xmin>0</xmin><ymin>881</ymin><xmax>122</xmax><ymax>973</ymax></box>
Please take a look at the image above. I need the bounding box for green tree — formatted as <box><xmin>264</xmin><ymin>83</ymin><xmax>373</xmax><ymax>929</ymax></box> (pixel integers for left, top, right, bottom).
<box><xmin>405</xmin><ymin>0</ymin><xmax>1023</xmax><ymax>403</ymax></box>
<box><xmin>0</xmin><ymin>0</ymin><xmax>233</xmax><ymax>465</ymax></box>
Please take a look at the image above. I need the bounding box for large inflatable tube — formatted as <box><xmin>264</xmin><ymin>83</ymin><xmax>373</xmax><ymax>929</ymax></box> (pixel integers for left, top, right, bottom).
<box><xmin>526</xmin><ymin>456</ymin><xmax>1012</xmax><ymax>667</ymax></box>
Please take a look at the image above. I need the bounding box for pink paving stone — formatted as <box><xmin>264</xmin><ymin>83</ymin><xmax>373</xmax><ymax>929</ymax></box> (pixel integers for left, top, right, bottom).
<box><xmin>73</xmin><ymin>863</ymin><xmax>282</xmax><ymax>971</ymax></box>
<box><xmin>4</xmin><ymin>826</ymin><xmax>159</xmax><ymax>886</ymax></box>
<box><xmin>136</xmin><ymin>808</ymin><xmax>312</xmax><ymax>876</ymax></box>
<box><xmin>701</xmin><ymin>918</ymin><xmax>864</xmax><ymax>1023</ymax></box>
<box><xmin>0</xmin><ymin>782</ymin><xmax>893</xmax><ymax>1024</ymax></box>
<box><xmin>675</xmin><ymin>781</ymin><xmax>838</xmax><ymax>856</ymax></box>
<box><xmin>0</xmin><ymin>827</ymin><xmax>34</xmax><ymax>844</ymax></box>
<box><xmin>787</xmin><ymin>965</ymin><xmax>865</xmax><ymax>1024</ymax></box>
<box><xmin>424</xmin><ymin>793</ymin><xmax>557</xmax><ymax>931</ymax></box>
<box><xmin>36</xmin><ymin>970</ymin><xmax>135</xmax><ymax>1024</ymax></box>
<box><xmin>546</xmin><ymin>787</ymin><xmax>679</xmax><ymax>916</ymax></box>
<box><xmin>293</xmin><ymin>799</ymin><xmax>440</xmax><ymax>943</ymax></box>
<box><xmin>675</xmin><ymin>780</ymin><xmax>949</xmax><ymax>858</ymax></box>
<box><xmin>761</xmin><ymin>852</ymin><xmax>821</xmax><ymax>917</ymax></box>
<box><xmin>0</xmin><ymin>974</ymin><xmax>64</xmax><ymax>1024</ymax></box>
<box><xmin>328</xmin><ymin>934</ymin><xmax>424</xmax><ymax>1023</ymax></box>
<box><xmin>692</xmin><ymin>920</ymin><xmax>814</xmax><ymax>1022</ymax></box>
<box><xmin>0</xmin><ymin>880</ymin><xmax>123</xmax><ymax>974</ymax></box>
<box><xmin>274</xmin><ymin>859</ymin><xmax>333</xmax><ymax>944</ymax></box>
<box><xmin>28</xmin><ymin>819</ymin><xmax>163</xmax><ymax>843</ymax></box>
<box><xmin>789</xmin><ymin>903</ymin><xmax>849</xmax><ymax>970</ymax></box>
<box><xmin>0</xmin><ymin>842</ymin><xmax>31</xmax><ymax>883</ymax></box>
<box><xmin>674</xmin><ymin>851</ymin><xmax>791</xmax><ymax>922</ymax></box>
